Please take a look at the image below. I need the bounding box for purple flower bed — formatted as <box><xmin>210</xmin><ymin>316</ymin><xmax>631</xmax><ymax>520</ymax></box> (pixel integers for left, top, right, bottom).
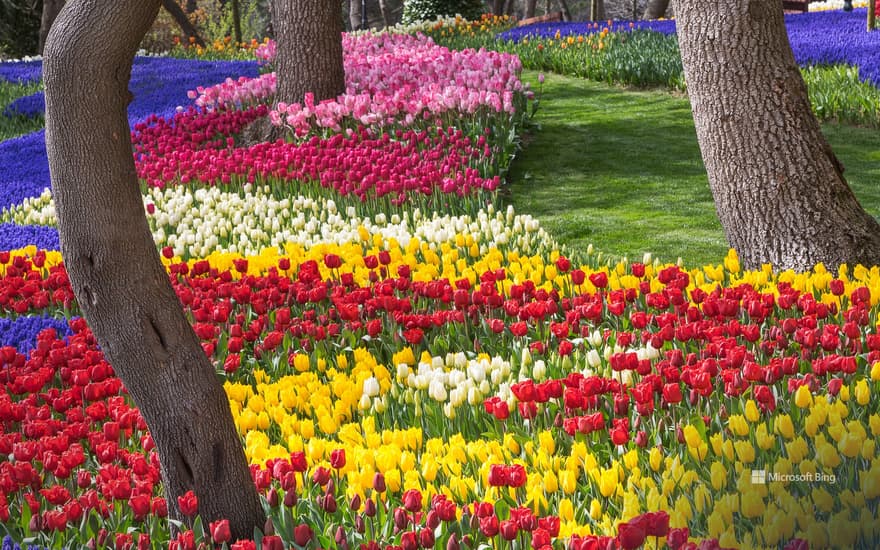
<box><xmin>0</xmin><ymin>57</ymin><xmax>259</xmax><ymax>250</ymax></box>
<box><xmin>2</xmin><ymin>91</ymin><xmax>44</xmax><ymax>119</ymax></box>
<box><xmin>0</xmin><ymin>315</ymin><xmax>72</xmax><ymax>353</ymax></box>
<box><xmin>501</xmin><ymin>9</ymin><xmax>880</xmax><ymax>86</ymax></box>
<box><xmin>0</xmin><ymin>132</ymin><xmax>50</xmax><ymax>210</ymax></box>
<box><xmin>0</xmin><ymin>60</ymin><xmax>42</xmax><ymax>84</ymax></box>
<box><xmin>0</xmin><ymin>222</ymin><xmax>59</xmax><ymax>250</ymax></box>
<box><xmin>497</xmin><ymin>19</ymin><xmax>675</xmax><ymax>42</ymax></box>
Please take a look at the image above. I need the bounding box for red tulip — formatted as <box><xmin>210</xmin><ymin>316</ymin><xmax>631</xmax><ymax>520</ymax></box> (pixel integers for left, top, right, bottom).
<box><xmin>210</xmin><ymin>519</ymin><xmax>231</xmax><ymax>544</ymax></box>
<box><xmin>293</xmin><ymin>524</ymin><xmax>313</xmax><ymax>546</ymax></box>
<box><xmin>330</xmin><ymin>448</ymin><xmax>346</xmax><ymax>469</ymax></box>
<box><xmin>177</xmin><ymin>490</ymin><xmax>198</xmax><ymax>517</ymax></box>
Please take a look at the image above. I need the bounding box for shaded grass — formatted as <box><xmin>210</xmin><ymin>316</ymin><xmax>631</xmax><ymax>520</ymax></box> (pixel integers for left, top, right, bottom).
<box><xmin>0</xmin><ymin>79</ymin><xmax>42</xmax><ymax>142</ymax></box>
<box><xmin>508</xmin><ymin>70</ymin><xmax>880</xmax><ymax>267</ymax></box>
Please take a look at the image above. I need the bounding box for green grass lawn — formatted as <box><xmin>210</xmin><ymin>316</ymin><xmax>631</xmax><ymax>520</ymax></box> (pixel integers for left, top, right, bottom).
<box><xmin>0</xmin><ymin>79</ymin><xmax>42</xmax><ymax>141</ymax></box>
<box><xmin>507</xmin><ymin>70</ymin><xmax>880</xmax><ymax>267</ymax></box>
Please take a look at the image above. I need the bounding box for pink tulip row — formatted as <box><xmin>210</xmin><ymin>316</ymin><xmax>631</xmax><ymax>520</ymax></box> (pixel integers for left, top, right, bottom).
<box><xmin>189</xmin><ymin>34</ymin><xmax>530</xmax><ymax>137</ymax></box>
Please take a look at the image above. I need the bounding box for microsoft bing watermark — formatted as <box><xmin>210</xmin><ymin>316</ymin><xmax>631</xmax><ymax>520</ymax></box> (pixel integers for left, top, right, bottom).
<box><xmin>750</xmin><ymin>469</ymin><xmax>836</xmax><ymax>485</ymax></box>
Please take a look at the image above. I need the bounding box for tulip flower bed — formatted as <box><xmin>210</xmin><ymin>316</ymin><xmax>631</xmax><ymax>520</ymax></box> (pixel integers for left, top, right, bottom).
<box><xmin>2</xmin><ymin>21</ymin><xmax>880</xmax><ymax>550</ymax></box>
<box><xmin>3</xmin><ymin>243</ymin><xmax>880</xmax><ymax>548</ymax></box>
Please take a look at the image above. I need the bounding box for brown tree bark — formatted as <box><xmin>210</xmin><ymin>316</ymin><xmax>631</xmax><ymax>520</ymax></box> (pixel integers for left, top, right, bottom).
<box><xmin>272</xmin><ymin>0</ymin><xmax>345</xmax><ymax>104</ymax></box>
<box><xmin>493</xmin><ymin>0</ymin><xmax>505</xmax><ymax>15</ymax></box>
<box><xmin>42</xmin><ymin>0</ymin><xmax>265</xmax><ymax>540</ymax></box>
<box><xmin>525</xmin><ymin>0</ymin><xmax>537</xmax><ymax>18</ymax></box>
<box><xmin>377</xmin><ymin>0</ymin><xmax>391</xmax><ymax>27</ymax></box>
<box><xmin>557</xmin><ymin>0</ymin><xmax>571</xmax><ymax>20</ymax></box>
<box><xmin>349</xmin><ymin>0</ymin><xmax>364</xmax><ymax>30</ymax></box>
<box><xmin>161</xmin><ymin>0</ymin><xmax>206</xmax><ymax>47</ymax></box>
<box><xmin>38</xmin><ymin>0</ymin><xmax>66</xmax><ymax>55</ymax></box>
<box><xmin>230</xmin><ymin>0</ymin><xmax>242</xmax><ymax>44</ymax></box>
<box><xmin>589</xmin><ymin>0</ymin><xmax>605</xmax><ymax>21</ymax></box>
<box><xmin>677</xmin><ymin>0</ymin><xmax>880</xmax><ymax>272</ymax></box>
<box><xmin>643</xmin><ymin>0</ymin><xmax>669</xmax><ymax>19</ymax></box>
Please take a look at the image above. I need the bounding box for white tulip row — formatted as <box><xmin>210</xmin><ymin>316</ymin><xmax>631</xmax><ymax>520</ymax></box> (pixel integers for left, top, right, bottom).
<box><xmin>3</xmin><ymin>185</ymin><xmax>558</xmax><ymax>259</ymax></box>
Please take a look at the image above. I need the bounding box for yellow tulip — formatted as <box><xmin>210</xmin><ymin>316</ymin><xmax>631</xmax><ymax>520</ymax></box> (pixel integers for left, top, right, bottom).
<box><xmin>727</xmin><ymin>414</ymin><xmax>749</xmax><ymax>437</ymax></box>
<box><xmin>734</xmin><ymin>440</ymin><xmax>756</xmax><ymax>464</ymax></box>
<box><xmin>871</xmin><ymin>361</ymin><xmax>880</xmax><ymax>381</ymax></box>
<box><xmin>794</xmin><ymin>384</ymin><xmax>813</xmax><ymax>408</ymax></box>
<box><xmin>741</xmin><ymin>490</ymin><xmax>765</xmax><ymax>518</ymax></box>
<box><xmin>854</xmin><ymin>379</ymin><xmax>871</xmax><ymax>406</ymax></box>
<box><xmin>598</xmin><ymin>468</ymin><xmax>617</xmax><ymax>498</ymax></box>
<box><xmin>838</xmin><ymin>433</ymin><xmax>862</xmax><ymax>458</ymax></box>
<box><xmin>744</xmin><ymin>399</ymin><xmax>760</xmax><ymax>423</ymax></box>
<box><xmin>683</xmin><ymin>425</ymin><xmax>702</xmax><ymax>449</ymax></box>
<box><xmin>559</xmin><ymin>469</ymin><xmax>578</xmax><ymax>495</ymax></box>
<box><xmin>710</xmin><ymin>461</ymin><xmax>727</xmax><ymax>491</ymax></box>
<box><xmin>649</xmin><ymin>447</ymin><xmax>663</xmax><ymax>472</ymax></box>
<box><xmin>774</xmin><ymin>414</ymin><xmax>795</xmax><ymax>440</ymax></box>
<box><xmin>870</xmin><ymin>414</ymin><xmax>880</xmax><ymax>438</ymax></box>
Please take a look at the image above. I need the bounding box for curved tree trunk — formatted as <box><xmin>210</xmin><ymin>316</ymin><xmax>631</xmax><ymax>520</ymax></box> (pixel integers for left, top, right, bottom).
<box><xmin>643</xmin><ymin>0</ymin><xmax>668</xmax><ymax>19</ymax></box>
<box><xmin>43</xmin><ymin>0</ymin><xmax>265</xmax><ymax>539</ymax></box>
<box><xmin>676</xmin><ymin>0</ymin><xmax>880</xmax><ymax>272</ymax></box>
<box><xmin>38</xmin><ymin>0</ymin><xmax>66</xmax><ymax>55</ymax></box>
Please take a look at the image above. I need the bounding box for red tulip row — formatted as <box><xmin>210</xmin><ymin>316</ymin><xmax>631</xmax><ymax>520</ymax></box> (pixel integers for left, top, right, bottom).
<box><xmin>131</xmin><ymin>106</ymin><xmax>500</xmax><ymax>207</ymax></box>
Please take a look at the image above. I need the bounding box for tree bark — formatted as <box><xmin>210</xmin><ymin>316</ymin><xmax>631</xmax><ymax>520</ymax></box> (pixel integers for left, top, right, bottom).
<box><xmin>161</xmin><ymin>0</ymin><xmax>206</xmax><ymax>47</ymax></box>
<box><xmin>272</xmin><ymin>0</ymin><xmax>345</xmax><ymax>104</ymax></box>
<box><xmin>557</xmin><ymin>0</ymin><xmax>571</xmax><ymax>20</ymax></box>
<box><xmin>349</xmin><ymin>0</ymin><xmax>363</xmax><ymax>30</ymax></box>
<box><xmin>38</xmin><ymin>0</ymin><xmax>66</xmax><ymax>55</ymax></box>
<box><xmin>493</xmin><ymin>0</ymin><xmax>505</xmax><ymax>15</ymax></box>
<box><xmin>525</xmin><ymin>0</ymin><xmax>537</xmax><ymax>18</ymax></box>
<box><xmin>589</xmin><ymin>0</ymin><xmax>605</xmax><ymax>21</ymax></box>
<box><xmin>230</xmin><ymin>0</ymin><xmax>243</xmax><ymax>44</ymax></box>
<box><xmin>377</xmin><ymin>0</ymin><xmax>391</xmax><ymax>27</ymax></box>
<box><xmin>42</xmin><ymin>0</ymin><xmax>266</xmax><ymax>540</ymax></box>
<box><xmin>676</xmin><ymin>0</ymin><xmax>880</xmax><ymax>272</ymax></box>
<box><xmin>643</xmin><ymin>0</ymin><xmax>669</xmax><ymax>19</ymax></box>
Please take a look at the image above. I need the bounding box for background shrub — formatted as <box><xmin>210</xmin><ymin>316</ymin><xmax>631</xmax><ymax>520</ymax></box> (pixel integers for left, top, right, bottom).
<box><xmin>401</xmin><ymin>0</ymin><xmax>485</xmax><ymax>24</ymax></box>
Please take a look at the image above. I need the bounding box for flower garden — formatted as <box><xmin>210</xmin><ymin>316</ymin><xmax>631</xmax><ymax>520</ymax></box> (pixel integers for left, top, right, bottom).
<box><xmin>1</xmin><ymin>7</ymin><xmax>880</xmax><ymax>550</ymax></box>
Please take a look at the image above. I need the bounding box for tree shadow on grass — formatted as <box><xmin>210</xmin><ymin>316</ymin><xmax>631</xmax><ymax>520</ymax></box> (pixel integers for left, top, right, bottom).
<box><xmin>505</xmin><ymin>73</ymin><xmax>726</xmax><ymax>264</ymax></box>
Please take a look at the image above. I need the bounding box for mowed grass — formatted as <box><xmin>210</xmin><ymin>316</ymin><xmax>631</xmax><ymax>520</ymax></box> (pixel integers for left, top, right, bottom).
<box><xmin>0</xmin><ymin>79</ymin><xmax>42</xmax><ymax>141</ymax></box>
<box><xmin>507</xmin><ymin>70</ymin><xmax>880</xmax><ymax>267</ymax></box>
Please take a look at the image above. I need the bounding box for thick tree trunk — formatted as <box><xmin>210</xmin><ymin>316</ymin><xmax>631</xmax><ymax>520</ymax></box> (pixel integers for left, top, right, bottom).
<box><xmin>230</xmin><ymin>0</ymin><xmax>243</xmax><ymax>43</ymax></box>
<box><xmin>272</xmin><ymin>0</ymin><xmax>345</xmax><ymax>104</ymax></box>
<box><xmin>557</xmin><ymin>0</ymin><xmax>571</xmax><ymax>20</ymax></box>
<box><xmin>589</xmin><ymin>0</ymin><xmax>605</xmax><ymax>21</ymax></box>
<box><xmin>525</xmin><ymin>0</ymin><xmax>537</xmax><ymax>18</ymax></box>
<box><xmin>643</xmin><ymin>0</ymin><xmax>668</xmax><ymax>19</ymax></box>
<box><xmin>676</xmin><ymin>1</ymin><xmax>880</xmax><ymax>272</ymax></box>
<box><xmin>161</xmin><ymin>0</ymin><xmax>206</xmax><ymax>47</ymax></box>
<box><xmin>349</xmin><ymin>0</ymin><xmax>363</xmax><ymax>30</ymax></box>
<box><xmin>38</xmin><ymin>0</ymin><xmax>66</xmax><ymax>55</ymax></box>
<box><xmin>493</xmin><ymin>0</ymin><xmax>505</xmax><ymax>15</ymax></box>
<box><xmin>377</xmin><ymin>0</ymin><xmax>391</xmax><ymax>27</ymax></box>
<box><xmin>42</xmin><ymin>0</ymin><xmax>265</xmax><ymax>540</ymax></box>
